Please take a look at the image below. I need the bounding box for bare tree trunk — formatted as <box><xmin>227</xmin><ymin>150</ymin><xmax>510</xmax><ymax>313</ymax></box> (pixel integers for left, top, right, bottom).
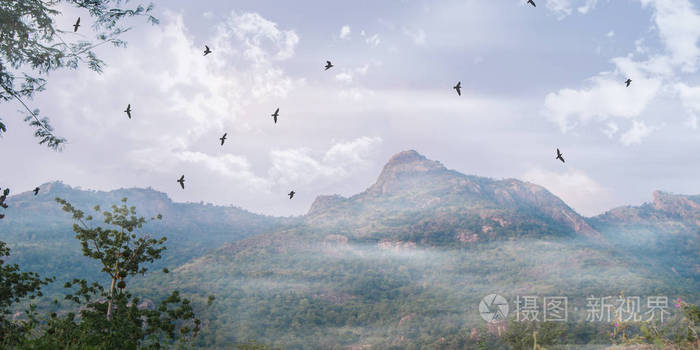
<box><xmin>107</xmin><ymin>254</ymin><xmax>120</xmax><ymax>320</ymax></box>
<box><xmin>107</xmin><ymin>276</ymin><xmax>116</xmax><ymax>320</ymax></box>
<box><xmin>107</xmin><ymin>232</ymin><xmax>123</xmax><ymax>320</ymax></box>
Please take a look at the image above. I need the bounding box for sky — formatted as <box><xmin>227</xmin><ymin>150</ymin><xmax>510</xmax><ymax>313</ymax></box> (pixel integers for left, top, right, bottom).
<box><xmin>2</xmin><ymin>0</ymin><xmax>700</xmax><ymax>217</ymax></box>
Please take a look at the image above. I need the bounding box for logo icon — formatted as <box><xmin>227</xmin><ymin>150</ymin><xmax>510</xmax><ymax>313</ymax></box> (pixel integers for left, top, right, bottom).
<box><xmin>479</xmin><ymin>294</ymin><xmax>509</xmax><ymax>323</ymax></box>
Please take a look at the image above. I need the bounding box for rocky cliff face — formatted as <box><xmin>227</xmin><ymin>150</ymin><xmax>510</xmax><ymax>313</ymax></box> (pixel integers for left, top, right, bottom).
<box><xmin>651</xmin><ymin>190</ymin><xmax>700</xmax><ymax>217</ymax></box>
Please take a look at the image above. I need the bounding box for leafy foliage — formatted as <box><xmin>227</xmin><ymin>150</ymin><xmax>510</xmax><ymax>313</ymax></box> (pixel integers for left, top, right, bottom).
<box><xmin>55</xmin><ymin>196</ymin><xmax>167</xmax><ymax>312</ymax></box>
<box><xmin>5</xmin><ymin>198</ymin><xmax>204</xmax><ymax>349</ymax></box>
<box><xmin>0</xmin><ymin>187</ymin><xmax>9</xmax><ymax>219</ymax></box>
<box><xmin>608</xmin><ymin>300</ymin><xmax>700</xmax><ymax>349</ymax></box>
<box><xmin>235</xmin><ymin>340</ymin><xmax>281</xmax><ymax>350</ymax></box>
<box><xmin>22</xmin><ymin>289</ymin><xmax>200</xmax><ymax>349</ymax></box>
<box><xmin>502</xmin><ymin>321</ymin><xmax>566</xmax><ymax>350</ymax></box>
<box><xmin>0</xmin><ymin>0</ymin><xmax>158</xmax><ymax>150</ymax></box>
<box><xmin>0</xmin><ymin>241</ymin><xmax>53</xmax><ymax>346</ymax></box>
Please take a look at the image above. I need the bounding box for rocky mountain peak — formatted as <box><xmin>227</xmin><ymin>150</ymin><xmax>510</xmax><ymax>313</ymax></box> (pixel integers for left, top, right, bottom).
<box><xmin>368</xmin><ymin>150</ymin><xmax>447</xmax><ymax>195</ymax></box>
<box><xmin>382</xmin><ymin>150</ymin><xmax>445</xmax><ymax>172</ymax></box>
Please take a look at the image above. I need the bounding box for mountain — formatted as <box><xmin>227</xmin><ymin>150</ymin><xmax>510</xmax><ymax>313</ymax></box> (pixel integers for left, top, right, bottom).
<box><xmin>2</xmin><ymin>151</ymin><xmax>698</xmax><ymax>349</ymax></box>
<box><xmin>306</xmin><ymin>150</ymin><xmax>599</xmax><ymax>244</ymax></box>
<box><xmin>150</xmin><ymin>150</ymin><xmax>699</xmax><ymax>349</ymax></box>
<box><xmin>589</xmin><ymin>190</ymin><xmax>700</xmax><ymax>281</ymax></box>
<box><xmin>591</xmin><ymin>190</ymin><xmax>700</xmax><ymax>234</ymax></box>
<box><xmin>0</xmin><ymin>181</ymin><xmax>295</xmax><ymax>294</ymax></box>
<box><xmin>2</xmin><ymin>181</ymin><xmax>290</xmax><ymax>242</ymax></box>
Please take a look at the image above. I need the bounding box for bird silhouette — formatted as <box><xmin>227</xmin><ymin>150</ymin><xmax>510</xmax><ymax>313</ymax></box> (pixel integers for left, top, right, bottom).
<box><xmin>271</xmin><ymin>108</ymin><xmax>279</xmax><ymax>124</ymax></box>
<box><xmin>625</xmin><ymin>78</ymin><xmax>632</xmax><ymax>87</ymax></box>
<box><xmin>33</xmin><ymin>187</ymin><xmax>39</xmax><ymax>196</ymax></box>
<box><xmin>556</xmin><ymin>148</ymin><xmax>565</xmax><ymax>163</ymax></box>
<box><xmin>203</xmin><ymin>45</ymin><xmax>212</xmax><ymax>56</ymax></box>
<box><xmin>124</xmin><ymin>104</ymin><xmax>132</xmax><ymax>119</ymax></box>
<box><xmin>220</xmin><ymin>133</ymin><xmax>227</xmax><ymax>146</ymax></box>
<box><xmin>325</xmin><ymin>61</ymin><xmax>334</xmax><ymax>70</ymax></box>
<box><xmin>73</xmin><ymin>17</ymin><xmax>80</xmax><ymax>32</ymax></box>
<box><xmin>453</xmin><ymin>81</ymin><xmax>462</xmax><ymax>96</ymax></box>
<box><xmin>288</xmin><ymin>191</ymin><xmax>295</xmax><ymax>199</ymax></box>
<box><xmin>177</xmin><ymin>175</ymin><xmax>185</xmax><ymax>189</ymax></box>
<box><xmin>527</xmin><ymin>0</ymin><xmax>536</xmax><ymax>7</ymax></box>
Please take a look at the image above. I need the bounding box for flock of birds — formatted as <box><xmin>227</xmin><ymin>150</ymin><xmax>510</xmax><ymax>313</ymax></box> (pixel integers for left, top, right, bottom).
<box><xmin>119</xmin><ymin>41</ymin><xmax>327</xmax><ymax>200</ymax></box>
<box><xmin>20</xmin><ymin>6</ymin><xmax>634</xmax><ymax>201</ymax></box>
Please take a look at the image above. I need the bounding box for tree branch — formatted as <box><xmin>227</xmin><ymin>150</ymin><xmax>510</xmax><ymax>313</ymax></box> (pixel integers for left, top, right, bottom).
<box><xmin>1</xmin><ymin>84</ymin><xmax>64</xmax><ymax>146</ymax></box>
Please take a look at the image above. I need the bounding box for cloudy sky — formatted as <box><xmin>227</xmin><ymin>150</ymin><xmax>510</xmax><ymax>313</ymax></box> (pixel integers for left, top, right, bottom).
<box><xmin>2</xmin><ymin>0</ymin><xmax>700</xmax><ymax>217</ymax></box>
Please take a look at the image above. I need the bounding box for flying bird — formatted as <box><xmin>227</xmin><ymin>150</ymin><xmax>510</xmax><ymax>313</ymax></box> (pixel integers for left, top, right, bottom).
<box><xmin>177</xmin><ymin>175</ymin><xmax>185</xmax><ymax>189</ymax></box>
<box><xmin>271</xmin><ymin>108</ymin><xmax>279</xmax><ymax>124</ymax></box>
<box><xmin>33</xmin><ymin>187</ymin><xmax>39</xmax><ymax>196</ymax></box>
<box><xmin>556</xmin><ymin>148</ymin><xmax>565</xmax><ymax>163</ymax></box>
<box><xmin>453</xmin><ymin>81</ymin><xmax>462</xmax><ymax>96</ymax></box>
<box><xmin>288</xmin><ymin>191</ymin><xmax>295</xmax><ymax>199</ymax></box>
<box><xmin>220</xmin><ymin>133</ymin><xmax>227</xmax><ymax>146</ymax></box>
<box><xmin>324</xmin><ymin>61</ymin><xmax>334</xmax><ymax>70</ymax></box>
<box><xmin>73</xmin><ymin>17</ymin><xmax>80</xmax><ymax>32</ymax></box>
<box><xmin>124</xmin><ymin>104</ymin><xmax>131</xmax><ymax>119</ymax></box>
<box><xmin>625</xmin><ymin>78</ymin><xmax>632</xmax><ymax>87</ymax></box>
<box><xmin>527</xmin><ymin>0</ymin><xmax>536</xmax><ymax>7</ymax></box>
<box><xmin>203</xmin><ymin>45</ymin><xmax>212</xmax><ymax>56</ymax></box>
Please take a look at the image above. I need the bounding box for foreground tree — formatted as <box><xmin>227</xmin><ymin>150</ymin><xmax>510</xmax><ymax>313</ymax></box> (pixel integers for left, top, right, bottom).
<box><xmin>0</xmin><ymin>0</ymin><xmax>158</xmax><ymax>150</ymax></box>
<box><xmin>0</xmin><ymin>188</ymin><xmax>9</xmax><ymax>219</ymax></box>
<box><xmin>15</xmin><ymin>197</ymin><xmax>202</xmax><ymax>349</ymax></box>
<box><xmin>0</xmin><ymin>242</ymin><xmax>53</xmax><ymax>346</ymax></box>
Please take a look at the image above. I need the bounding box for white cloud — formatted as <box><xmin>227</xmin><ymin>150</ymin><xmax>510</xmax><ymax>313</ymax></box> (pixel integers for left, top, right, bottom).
<box><xmin>339</xmin><ymin>25</ymin><xmax>351</xmax><ymax>39</ymax></box>
<box><xmin>577</xmin><ymin>0</ymin><xmax>599</xmax><ymax>14</ymax></box>
<box><xmin>545</xmin><ymin>0</ymin><xmax>598</xmax><ymax>19</ymax></box>
<box><xmin>620</xmin><ymin>120</ymin><xmax>655</xmax><ymax>145</ymax></box>
<box><xmin>334</xmin><ymin>64</ymin><xmax>370</xmax><ymax>85</ymax></box>
<box><xmin>355</xmin><ymin>64</ymin><xmax>369</xmax><ymax>76</ymax></box>
<box><xmin>33</xmin><ymin>11</ymin><xmax>312</xmax><ymax>206</ymax></box>
<box><xmin>214</xmin><ymin>12</ymin><xmax>299</xmax><ymax>63</ymax></box>
<box><xmin>268</xmin><ymin>148</ymin><xmax>340</xmax><ymax>186</ymax></box>
<box><xmin>544</xmin><ymin>0</ymin><xmax>700</xmax><ymax>145</ymax></box>
<box><xmin>335</xmin><ymin>73</ymin><xmax>353</xmax><ymax>83</ymax></box>
<box><xmin>522</xmin><ymin>167</ymin><xmax>612</xmax><ymax>216</ymax></box>
<box><xmin>602</xmin><ymin>121</ymin><xmax>619</xmax><ymax>138</ymax></box>
<box><xmin>338</xmin><ymin>87</ymin><xmax>372</xmax><ymax>101</ymax></box>
<box><xmin>175</xmin><ymin>151</ymin><xmax>268</xmax><ymax>189</ymax></box>
<box><xmin>640</xmin><ymin>0</ymin><xmax>700</xmax><ymax>73</ymax></box>
<box><xmin>543</xmin><ymin>73</ymin><xmax>662</xmax><ymax>132</ymax></box>
<box><xmin>606</xmin><ymin>30</ymin><xmax>615</xmax><ymax>38</ymax></box>
<box><xmin>676</xmin><ymin>82</ymin><xmax>700</xmax><ymax>128</ymax></box>
<box><xmin>403</xmin><ymin>27</ymin><xmax>427</xmax><ymax>46</ymax></box>
<box><xmin>323</xmin><ymin>136</ymin><xmax>383</xmax><ymax>165</ymax></box>
<box><xmin>268</xmin><ymin>136</ymin><xmax>383</xmax><ymax>186</ymax></box>
<box><xmin>365</xmin><ymin>33</ymin><xmax>381</xmax><ymax>47</ymax></box>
